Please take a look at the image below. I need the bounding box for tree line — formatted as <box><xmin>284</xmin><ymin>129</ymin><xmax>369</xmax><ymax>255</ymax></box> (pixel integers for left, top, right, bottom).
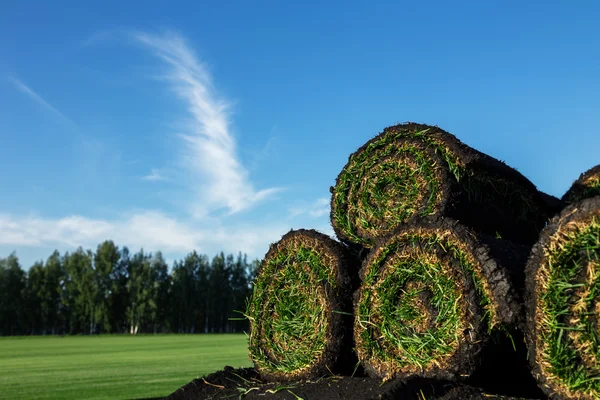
<box><xmin>0</xmin><ymin>241</ymin><xmax>260</xmax><ymax>336</ymax></box>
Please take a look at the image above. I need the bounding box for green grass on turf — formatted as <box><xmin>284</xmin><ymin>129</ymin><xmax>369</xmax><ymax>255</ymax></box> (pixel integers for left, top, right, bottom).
<box><xmin>0</xmin><ymin>334</ymin><xmax>251</xmax><ymax>400</ymax></box>
<box><xmin>535</xmin><ymin>217</ymin><xmax>600</xmax><ymax>398</ymax></box>
<box><xmin>248</xmin><ymin>243</ymin><xmax>334</xmax><ymax>377</ymax></box>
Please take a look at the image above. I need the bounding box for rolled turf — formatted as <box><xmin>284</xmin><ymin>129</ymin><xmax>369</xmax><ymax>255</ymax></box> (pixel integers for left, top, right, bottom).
<box><xmin>354</xmin><ymin>217</ymin><xmax>527</xmax><ymax>382</ymax></box>
<box><xmin>562</xmin><ymin>164</ymin><xmax>600</xmax><ymax>204</ymax></box>
<box><xmin>525</xmin><ymin>196</ymin><xmax>600</xmax><ymax>400</ymax></box>
<box><xmin>247</xmin><ymin>229</ymin><xmax>357</xmax><ymax>382</ymax></box>
<box><xmin>330</xmin><ymin>122</ymin><xmax>550</xmax><ymax>250</ymax></box>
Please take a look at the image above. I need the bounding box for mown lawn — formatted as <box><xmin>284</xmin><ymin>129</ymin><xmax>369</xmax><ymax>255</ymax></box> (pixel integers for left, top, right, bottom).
<box><xmin>0</xmin><ymin>334</ymin><xmax>252</xmax><ymax>400</ymax></box>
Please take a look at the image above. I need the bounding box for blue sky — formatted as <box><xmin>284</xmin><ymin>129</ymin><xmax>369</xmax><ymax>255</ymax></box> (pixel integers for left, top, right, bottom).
<box><xmin>1</xmin><ymin>1</ymin><xmax>599</xmax><ymax>268</ymax></box>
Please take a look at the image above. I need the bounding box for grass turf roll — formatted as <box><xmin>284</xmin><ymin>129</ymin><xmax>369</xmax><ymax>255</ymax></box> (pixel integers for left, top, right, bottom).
<box><xmin>247</xmin><ymin>229</ymin><xmax>357</xmax><ymax>382</ymax></box>
<box><xmin>526</xmin><ymin>196</ymin><xmax>600</xmax><ymax>400</ymax></box>
<box><xmin>540</xmin><ymin>191</ymin><xmax>567</xmax><ymax>219</ymax></box>
<box><xmin>330</xmin><ymin>122</ymin><xmax>549</xmax><ymax>249</ymax></box>
<box><xmin>354</xmin><ymin>217</ymin><xmax>526</xmax><ymax>382</ymax></box>
<box><xmin>563</xmin><ymin>164</ymin><xmax>600</xmax><ymax>204</ymax></box>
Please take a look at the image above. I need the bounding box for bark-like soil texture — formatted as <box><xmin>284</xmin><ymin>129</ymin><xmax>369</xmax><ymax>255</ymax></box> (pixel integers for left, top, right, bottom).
<box><xmin>562</xmin><ymin>164</ymin><xmax>600</xmax><ymax>204</ymax></box>
<box><xmin>330</xmin><ymin>122</ymin><xmax>551</xmax><ymax>251</ymax></box>
<box><xmin>165</xmin><ymin>366</ymin><xmax>543</xmax><ymax>400</ymax></box>
<box><xmin>247</xmin><ymin>229</ymin><xmax>358</xmax><ymax>382</ymax></box>
<box><xmin>354</xmin><ymin>217</ymin><xmax>528</xmax><ymax>382</ymax></box>
<box><xmin>538</xmin><ymin>191</ymin><xmax>565</xmax><ymax>219</ymax></box>
<box><xmin>526</xmin><ymin>196</ymin><xmax>600</xmax><ymax>400</ymax></box>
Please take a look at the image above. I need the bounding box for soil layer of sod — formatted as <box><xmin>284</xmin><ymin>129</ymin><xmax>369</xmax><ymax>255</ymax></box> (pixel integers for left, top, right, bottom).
<box><xmin>526</xmin><ymin>196</ymin><xmax>600</xmax><ymax>400</ymax></box>
<box><xmin>354</xmin><ymin>217</ymin><xmax>530</xmax><ymax>382</ymax></box>
<box><xmin>246</xmin><ymin>229</ymin><xmax>358</xmax><ymax>382</ymax></box>
<box><xmin>330</xmin><ymin>122</ymin><xmax>551</xmax><ymax>251</ymax></box>
<box><xmin>562</xmin><ymin>164</ymin><xmax>600</xmax><ymax>204</ymax></box>
<box><xmin>166</xmin><ymin>366</ymin><xmax>544</xmax><ymax>400</ymax></box>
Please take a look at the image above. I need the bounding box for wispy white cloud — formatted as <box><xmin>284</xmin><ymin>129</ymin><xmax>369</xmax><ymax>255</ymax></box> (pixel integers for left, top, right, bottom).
<box><xmin>0</xmin><ymin>31</ymin><xmax>327</xmax><ymax>266</ymax></box>
<box><xmin>290</xmin><ymin>197</ymin><xmax>330</xmax><ymax>218</ymax></box>
<box><xmin>0</xmin><ymin>208</ymin><xmax>338</xmax><ymax>264</ymax></box>
<box><xmin>8</xmin><ymin>77</ymin><xmax>78</xmax><ymax>128</ymax></box>
<box><xmin>142</xmin><ymin>168</ymin><xmax>167</xmax><ymax>182</ymax></box>
<box><xmin>0</xmin><ymin>211</ymin><xmax>289</xmax><ymax>260</ymax></box>
<box><xmin>0</xmin><ymin>214</ymin><xmax>112</xmax><ymax>248</ymax></box>
<box><xmin>308</xmin><ymin>198</ymin><xmax>331</xmax><ymax>218</ymax></box>
<box><xmin>81</xmin><ymin>29</ymin><xmax>121</xmax><ymax>47</ymax></box>
<box><xmin>248</xmin><ymin>133</ymin><xmax>280</xmax><ymax>172</ymax></box>
<box><xmin>132</xmin><ymin>31</ymin><xmax>281</xmax><ymax>216</ymax></box>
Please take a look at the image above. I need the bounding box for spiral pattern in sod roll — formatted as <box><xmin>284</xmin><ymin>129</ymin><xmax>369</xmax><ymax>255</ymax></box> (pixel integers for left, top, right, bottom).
<box><xmin>563</xmin><ymin>164</ymin><xmax>600</xmax><ymax>204</ymax></box>
<box><xmin>526</xmin><ymin>196</ymin><xmax>600</xmax><ymax>400</ymax></box>
<box><xmin>354</xmin><ymin>218</ymin><xmax>519</xmax><ymax>381</ymax></box>
<box><xmin>247</xmin><ymin>229</ymin><xmax>355</xmax><ymax>381</ymax></box>
<box><xmin>331</xmin><ymin>123</ymin><xmax>548</xmax><ymax>248</ymax></box>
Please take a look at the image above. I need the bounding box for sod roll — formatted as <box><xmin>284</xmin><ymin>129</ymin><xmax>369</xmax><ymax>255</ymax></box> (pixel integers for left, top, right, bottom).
<box><xmin>330</xmin><ymin>122</ymin><xmax>550</xmax><ymax>249</ymax></box>
<box><xmin>539</xmin><ymin>191</ymin><xmax>566</xmax><ymax>219</ymax></box>
<box><xmin>354</xmin><ymin>217</ymin><xmax>526</xmax><ymax>381</ymax></box>
<box><xmin>247</xmin><ymin>229</ymin><xmax>357</xmax><ymax>381</ymax></box>
<box><xmin>562</xmin><ymin>164</ymin><xmax>600</xmax><ymax>204</ymax></box>
<box><xmin>525</xmin><ymin>196</ymin><xmax>600</xmax><ymax>400</ymax></box>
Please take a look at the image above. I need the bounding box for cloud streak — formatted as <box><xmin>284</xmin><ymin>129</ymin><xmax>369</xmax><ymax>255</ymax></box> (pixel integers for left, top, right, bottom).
<box><xmin>132</xmin><ymin>31</ymin><xmax>281</xmax><ymax>216</ymax></box>
<box><xmin>9</xmin><ymin>77</ymin><xmax>78</xmax><ymax>128</ymax></box>
<box><xmin>290</xmin><ymin>197</ymin><xmax>330</xmax><ymax>218</ymax></box>
<box><xmin>0</xmin><ymin>31</ymin><xmax>313</xmax><ymax>266</ymax></box>
<box><xmin>0</xmin><ymin>211</ymin><xmax>290</xmax><ymax>260</ymax></box>
<box><xmin>142</xmin><ymin>168</ymin><xmax>167</xmax><ymax>182</ymax></box>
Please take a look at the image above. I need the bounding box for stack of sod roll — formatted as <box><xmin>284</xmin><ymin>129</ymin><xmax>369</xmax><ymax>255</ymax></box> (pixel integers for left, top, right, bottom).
<box><xmin>246</xmin><ymin>122</ymin><xmax>600</xmax><ymax>400</ymax></box>
<box><xmin>332</xmin><ymin>123</ymin><xmax>552</xmax><ymax>383</ymax></box>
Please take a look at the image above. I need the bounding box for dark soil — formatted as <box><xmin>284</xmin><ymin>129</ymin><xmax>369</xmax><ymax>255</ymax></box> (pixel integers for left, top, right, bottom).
<box><xmin>538</xmin><ymin>191</ymin><xmax>565</xmax><ymax>217</ymax></box>
<box><xmin>165</xmin><ymin>366</ymin><xmax>545</xmax><ymax>400</ymax></box>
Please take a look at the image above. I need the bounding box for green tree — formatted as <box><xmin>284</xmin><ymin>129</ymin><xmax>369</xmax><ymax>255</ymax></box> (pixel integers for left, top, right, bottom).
<box><xmin>108</xmin><ymin>247</ymin><xmax>129</xmax><ymax>333</ymax></box>
<box><xmin>0</xmin><ymin>253</ymin><xmax>27</xmax><ymax>335</ymax></box>
<box><xmin>44</xmin><ymin>251</ymin><xmax>66</xmax><ymax>335</ymax></box>
<box><xmin>230</xmin><ymin>253</ymin><xmax>252</xmax><ymax>333</ymax></box>
<box><xmin>94</xmin><ymin>241</ymin><xmax>120</xmax><ymax>333</ymax></box>
<box><xmin>149</xmin><ymin>251</ymin><xmax>170</xmax><ymax>333</ymax></box>
<box><xmin>209</xmin><ymin>253</ymin><xmax>232</xmax><ymax>332</ymax></box>
<box><xmin>196</xmin><ymin>254</ymin><xmax>210</xmax><ymax>333</ymax></box>
<box><xmin>24</xmin><ymin>261</ymin><xmax>45</xmax><ymax>334</ymax></box>
<box><xmin>1</xmin><ymin>245</ymin><xmax>262</xmax><ymax>336</ymax></box>
<box><xmin>64</xmin><ymin>248</ymin><xmax>96</xmax><ymax>334</ymax></box>
<box><xmin>170</xmin><ymin>252</ymin><xmax>203</xmax><ymax>333</ymax></box>
<box><xmin>126</xmin><ymin>249</ymin><xmax>154</xmax><ymax>334</ymax></box>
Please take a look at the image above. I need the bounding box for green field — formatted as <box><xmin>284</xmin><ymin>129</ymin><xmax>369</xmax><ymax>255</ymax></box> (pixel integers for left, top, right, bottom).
<box><xmin>0</xmin><ymin>334</ymin><xmax>252</xmax><ymax>400</ymax></box>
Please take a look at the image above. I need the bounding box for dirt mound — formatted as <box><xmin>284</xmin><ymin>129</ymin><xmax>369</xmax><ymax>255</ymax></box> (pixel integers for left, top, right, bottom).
<box><xmin>166</xmin><ymin>366</ymin><xmax>544</xmax><ymax>400</ymax></box>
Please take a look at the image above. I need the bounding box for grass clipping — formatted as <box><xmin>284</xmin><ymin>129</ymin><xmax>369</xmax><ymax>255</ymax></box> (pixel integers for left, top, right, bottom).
<box><xmin>526</xmin><ymin>196</ymin><xmax>600</xmax><ymax>400</ymax></box>
<box><xmin>330</xmin><ymin>122</ymin><xmax>549</xmax><ymax>249</ymax></box>
<box><xmin>354</xmin><ymin>217</ymin><xmax>523</xmax><ymax>381</ymax></box>
<box><xmin>563</xmin><ymin>164</ymin><xmax>600</xmax><ymax>204</ymax></box>
<box><xmin>247</xmin><ymin>229</ymin><xmax>356</xmax><ymax>382</ymax></box>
